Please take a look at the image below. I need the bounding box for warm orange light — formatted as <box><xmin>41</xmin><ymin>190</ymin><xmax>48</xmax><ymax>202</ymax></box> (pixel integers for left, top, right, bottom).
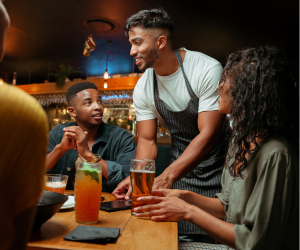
<box><xmin>104</xmin><ymin>69</ymin><xmax>109</xmax><ymax>79</ymax></box>
<box><xmin>0</xmin><ymin>78</ymin><xmax>3</xmax><ymax>85</ymax></box>
<box><xmin>104</xmin><ymin>80</ymin><xmax>108</xmax><ymax>89</ymax></box>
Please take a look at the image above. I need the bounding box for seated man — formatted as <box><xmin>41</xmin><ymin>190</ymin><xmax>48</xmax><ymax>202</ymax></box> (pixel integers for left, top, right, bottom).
<box><xmin>46</xmin><ymin>82</ymin><xmax>136</xmax><ymax>192</ymax></box>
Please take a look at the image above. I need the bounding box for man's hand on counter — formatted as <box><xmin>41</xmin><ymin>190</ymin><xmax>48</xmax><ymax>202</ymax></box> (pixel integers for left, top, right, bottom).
<box><xmin>112</xmin><ymin>176</ymin><xmax>132</xmax><ymax>200</ymax></box>
<box><xmin>152</xmin><ymin>172</ymin><xmax>174</xmax><ymax>189</ymax></box>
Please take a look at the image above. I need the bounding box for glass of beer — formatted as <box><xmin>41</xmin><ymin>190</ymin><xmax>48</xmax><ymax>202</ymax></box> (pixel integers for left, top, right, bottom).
<box><xmin>45</xmin><ymin>174</ymin><xmax>68</xmax><ymax>194</ymax></box>
<box><xmin>130</xmin><ymin>159</ymin><xmax>155</xmax><ymax>216</ymax></box>
<box><xmin>75</xmin><ymin>162</ymin><xmax>102</xmax><ymax>224</ymax></box>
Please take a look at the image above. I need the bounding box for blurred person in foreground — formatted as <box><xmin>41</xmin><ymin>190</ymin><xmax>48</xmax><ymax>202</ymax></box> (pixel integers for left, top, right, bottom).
<box><xmin>133</xmin><ymin>46</ymin><xmax>299</xmax><ymax>250</ymax></box>
<box><xmin>0</xmin><ymin>2</ymin><xmax>49</xmax><ymax>250</ymax></box>
<box><xmin>45</xmin><ymin>82</ymin><xmax>136</xmax><ymax>192</ymax></box>
<box><xmin>113</xmin><ymin>8</ymin><xmax>226</xmax><ymax>238</ymax></box>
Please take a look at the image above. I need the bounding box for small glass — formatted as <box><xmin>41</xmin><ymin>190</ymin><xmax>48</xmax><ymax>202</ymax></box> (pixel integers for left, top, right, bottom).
<box><xmin>130</xmin><ymin>159</ymin><xmax>155</xmax><ymax>216</ymax></box>
<box><xmin>75</xmin><ymin>162</ymin><xmax>102</xmax><ymax>224</ymax></box>
<box><xmin>45</xmin><ymin>174</ymin><xmax>69</xmax><ymax>194</ymax></box>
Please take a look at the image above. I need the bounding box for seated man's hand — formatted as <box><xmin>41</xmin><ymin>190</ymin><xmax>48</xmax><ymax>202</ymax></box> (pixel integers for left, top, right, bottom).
<box><xmin>63</xmin><ymin>126</ymin><xmax>90</xmax><ymax>159</ymax></box>
<box><xmin>59</xmin><ymin>132</ymin><xmax>77</xmax><ymax>152</ymax></box>
<box><xmin>112</xmin><ymin>176</ymin><xmax>132</xmax><ymax>200</ymax></box>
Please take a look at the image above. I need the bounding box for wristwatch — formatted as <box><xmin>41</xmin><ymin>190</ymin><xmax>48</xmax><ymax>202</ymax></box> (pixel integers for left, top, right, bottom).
<box><xmin>91</xmin><ymin>153</ymin><xmax>101</xmax><ymax>163</ymax></box>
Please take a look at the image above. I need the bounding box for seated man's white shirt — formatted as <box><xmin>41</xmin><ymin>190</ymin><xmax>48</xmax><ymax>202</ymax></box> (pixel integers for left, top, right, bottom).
<box><xmin>133</xmin><ymin>48</ymin><xmax>222</xmax><ymax>128</ymax></box>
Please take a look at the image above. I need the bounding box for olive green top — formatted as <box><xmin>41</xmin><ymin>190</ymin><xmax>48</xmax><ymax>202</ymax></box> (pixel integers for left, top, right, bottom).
<box><xmin>216</xmin><ymin>136</ymin><xmax>299</xmax><ymax>250</ymax></box>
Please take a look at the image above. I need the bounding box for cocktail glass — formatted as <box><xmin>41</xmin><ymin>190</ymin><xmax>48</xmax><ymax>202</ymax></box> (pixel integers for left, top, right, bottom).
<box><xmin>75</xmin><ymin>162</ymin><xmax>102</xmax><ymax>224</ymax></box>
<box><xmin>45</xmin><ymin>174</ymin><xmax>68</xmax><ymax>194</ymax></box>
<box><xmin>130</xmin><ymin>159</ymin><xmax>155</xmax><ymax>216</ymax></box>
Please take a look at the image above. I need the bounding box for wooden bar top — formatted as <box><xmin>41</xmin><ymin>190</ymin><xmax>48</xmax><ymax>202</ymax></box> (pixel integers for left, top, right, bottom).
<box><xmin>27</xmin><ymin>191</ymin><xmax>178</xmax><ymax>250</ymax></box>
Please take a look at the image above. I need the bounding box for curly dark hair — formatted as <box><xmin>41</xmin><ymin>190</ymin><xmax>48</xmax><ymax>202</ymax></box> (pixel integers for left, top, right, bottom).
<box><xmin>219</xmin><ymin>46</ymin><xmax>299</xmax><ymax>176</ymax></box>
<box><xmin>124</xmin><ymin>8</ymin><xmax>173</xmax><ymax>37</ymax></box>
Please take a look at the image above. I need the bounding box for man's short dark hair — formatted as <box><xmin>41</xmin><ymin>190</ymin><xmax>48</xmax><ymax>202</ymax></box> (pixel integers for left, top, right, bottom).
<box><xmin>124</xmin><ymin>8</ymin><xmax>173</xmax><ymax>37</ymax></box>
<box><xmin>66</xmin><ymin>81</ymin><xmax>98</xmax><ymax>105</ymax></box>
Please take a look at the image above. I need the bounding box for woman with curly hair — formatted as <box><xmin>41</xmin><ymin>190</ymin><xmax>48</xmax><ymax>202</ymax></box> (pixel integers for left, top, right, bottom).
<box><xmin>133</xmin><ymin>46</ymin><xmax>299</xmax><ymax>250</ymax></box>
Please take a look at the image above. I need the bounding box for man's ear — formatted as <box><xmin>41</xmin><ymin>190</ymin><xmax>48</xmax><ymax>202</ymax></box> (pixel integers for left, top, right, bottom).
<box><xmin>68</xmin><ymin>107</ymin><xmax>76</xmax><ymax>118</ymax></box>
<box><xmin>157</xmin><ymin>35</ymin><xmax>167</xmax><ymax>50</ymax></box>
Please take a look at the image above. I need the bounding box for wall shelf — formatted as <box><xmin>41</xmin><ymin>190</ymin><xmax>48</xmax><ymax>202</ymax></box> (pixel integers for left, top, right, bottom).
<box><xmin>16</xmin><ymin>76</ymin><xmax>140</xmax><ymax>95</ymax></box>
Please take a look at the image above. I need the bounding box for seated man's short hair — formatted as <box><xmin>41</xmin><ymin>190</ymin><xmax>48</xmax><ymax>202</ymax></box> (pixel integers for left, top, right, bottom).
<box><xmin>66</xmin><ymin>82</ymin><xmax>98</xmax><ymax>105</ymax></box>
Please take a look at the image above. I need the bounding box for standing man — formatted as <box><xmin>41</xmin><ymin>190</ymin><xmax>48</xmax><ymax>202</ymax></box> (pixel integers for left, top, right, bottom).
<box><xmin>112</xmin><ymin>9</ymin><xmax>225</xmax><ymax>238</ymax></box>
<box><xmin>46</xmin><ymin>82</ymin><xmax>136</xmax><ymax>192</ymax></box>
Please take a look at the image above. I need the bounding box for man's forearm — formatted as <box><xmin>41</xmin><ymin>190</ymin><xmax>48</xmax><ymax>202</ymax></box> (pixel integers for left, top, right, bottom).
<box><xmin>45</xmin><ymin>145</ymin><xmax>67</xmax><ymax>170</ymax></box>
<box><xmin>98</xmin><ymin>159</ymin><xmax>108</xmax><ymax>179</ymax></box>
<box><xmin>136</xmin><ymin>137</ymin><xmax>157</xmax><ymax>160</ymax></box>
<box><xmin>180</xmin><ymin>190</ymin><xmax>225</xmax><ymax>219</ymax></box>
<box><xmin>164</xmin><ymin>131</ymin><xmax>220</xmax><ymax>182</ymax></box>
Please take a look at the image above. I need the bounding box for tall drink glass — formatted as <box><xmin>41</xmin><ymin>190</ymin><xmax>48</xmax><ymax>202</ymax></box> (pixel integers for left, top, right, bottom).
<box><xmin>130</xmin><ymin>159</ymin><xmax>155</xmax><ymax>216</ymax></box>
<box><xmin>75</xmin><ymin>162</ymin><xmax>102</xmax><ymax>224</ymax></box>
<box><xmin>45</xmin><ymin>174</ymin><xmax>68</xmax><ymax>194</ymax></box>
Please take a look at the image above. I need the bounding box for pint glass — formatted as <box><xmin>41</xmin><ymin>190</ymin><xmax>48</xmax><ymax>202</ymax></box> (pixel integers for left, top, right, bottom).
<box><xmin>75</xmin><ymin>162</ymin><xmax>102</xmax><ymax>224</ymax></box>
<box><xmin>130</xmin><ymin>159</ymin><xmax>155</xmax><ymax>216</ymax></box>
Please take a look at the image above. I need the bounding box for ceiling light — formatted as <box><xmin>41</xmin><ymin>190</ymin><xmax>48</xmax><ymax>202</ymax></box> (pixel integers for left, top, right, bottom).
<box><xmin>104</xmin><ymin>80</ymin><xmax>108</xmax><ymax>89</ymax></box>
<box><xmin>104</xmin><ymin>69</ymin><xmax>109</xmax><ymax>79</ymax></box>
<box><xmin>79</xmin><ymin>17</ymin><xmax>120</xmax><ymax>34</ymax></box>
<box><xmin>103</xmin><ymin>50</ymin><xmax>114</xmax><ymax>79</ymax></box>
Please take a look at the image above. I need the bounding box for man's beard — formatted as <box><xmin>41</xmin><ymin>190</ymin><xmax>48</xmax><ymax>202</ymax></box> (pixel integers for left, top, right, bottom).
<box><xmin>138</xmin><ymin>47</ymin><xmax>159</xmax><ymax>72</ymax></box>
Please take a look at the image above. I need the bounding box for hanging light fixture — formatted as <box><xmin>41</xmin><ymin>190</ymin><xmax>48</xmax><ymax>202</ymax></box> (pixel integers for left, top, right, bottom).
<box><xmin>104</xmin><ymin>79</ymin><xmax>108</xmax><ymax>89</ymax></box>
<box><xmin>104</xmin><ymin>69</ymin><xmax>109</xmax><ymax>79</ymax></box>
<box><xmin>103</xmin><ymin>50</ymin><xmax>114</xmax><ymax>79</ymax></box>
<box><xmin>83</xmin><ymin>34</ymin><xmax>96</xmax><ymax>57</ymax></box>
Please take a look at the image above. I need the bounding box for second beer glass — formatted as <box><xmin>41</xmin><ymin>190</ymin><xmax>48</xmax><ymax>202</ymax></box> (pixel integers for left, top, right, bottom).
<box><xmin>130</xmin><ymin>159</ymin><xmax>155</xmax><ymax>216</ymax></box>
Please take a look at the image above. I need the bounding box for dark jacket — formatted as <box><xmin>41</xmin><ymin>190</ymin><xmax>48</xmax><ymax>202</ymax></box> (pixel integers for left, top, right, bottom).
<box><xmin>47</xmin><ymin>122</ymin><xmax>136</xmax><ymax>192</ymax></box>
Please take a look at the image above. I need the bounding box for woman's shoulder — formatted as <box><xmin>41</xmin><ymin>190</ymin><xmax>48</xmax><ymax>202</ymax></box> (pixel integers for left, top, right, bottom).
<box><xmin>254</xmin><ymin>135</ymin><xmax>298</xmax><ymax>171</ymax></box>
<box><xmin>259</xmin><ymin>136</ymin><xmax>296</xmax><ymax>156</ymax></box>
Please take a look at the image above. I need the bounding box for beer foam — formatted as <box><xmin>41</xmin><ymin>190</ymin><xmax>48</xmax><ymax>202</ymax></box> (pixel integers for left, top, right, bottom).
<box><xmin>130</xmin><ymin>170</ymin><xmax>155</xmax><ymax>173</ymax></box>
<box><xmin>45</xmin><ymin>182</ymin><xmax>66</xmax><ymax>188</ymax></box>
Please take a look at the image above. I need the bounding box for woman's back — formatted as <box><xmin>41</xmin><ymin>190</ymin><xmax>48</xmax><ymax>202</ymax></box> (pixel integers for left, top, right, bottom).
<box><xmin>216</xmin><ymin>136</ymin><xmax>298</xmax><ymax>250</ymax></box>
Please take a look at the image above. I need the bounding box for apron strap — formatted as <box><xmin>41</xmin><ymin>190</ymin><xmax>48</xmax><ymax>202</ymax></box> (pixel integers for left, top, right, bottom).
<box><xmin>153</xmin><ymin>70</ymin><xmax>160</xmax><ymax>100</ymax></box>
<box><xmin>153</xmin><ymin>50</ymin><xmax>197</xmax><ymax>100</ymax></box>
<box><xmin>174</xmin><ymin>49</ymin><xmax>197</xmax><ymax>99</ymax></box>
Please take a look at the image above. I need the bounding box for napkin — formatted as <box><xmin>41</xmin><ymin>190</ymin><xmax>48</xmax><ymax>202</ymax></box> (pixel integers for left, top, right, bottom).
<box><xmin>64</xmin><ymin>226</ymin><xmax>120</xmax><ymax>244</ymax></box>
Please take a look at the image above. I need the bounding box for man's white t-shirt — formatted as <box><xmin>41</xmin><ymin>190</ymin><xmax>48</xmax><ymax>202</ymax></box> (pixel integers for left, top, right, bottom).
<box><xmin>133</xmin><ymin>48</ymin><xmax>222</xmax><ymax>128</ymax></box>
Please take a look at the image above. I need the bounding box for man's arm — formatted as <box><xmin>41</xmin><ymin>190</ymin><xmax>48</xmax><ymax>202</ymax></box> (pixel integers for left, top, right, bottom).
<box><xmin>112</xmin><ymin>119</ymin><xmax>157</xmax><ymax>199</ymax></box>
<box><xmin>62</xmin><ymin>126</ymin><xmax>109</xmax><ymax>179</ymax></box>
<box><xmin>45</xmin><ymin>128</ymin><xmax>76</xmax><ymax>170</ymax></box>
<box><xmin>46</xmin><ymin>144</ymin><xmax>68</xmax><ymax>170</ymax></box>
<box><xmin>153</xmin><ymin>111</ymin><xmax>224</xmax><ymax>188</ymax></box>
<box><xmin>102</xmin><ymin>129</ymin><xmax>136</xmax><ymax>188</ymax></box>
<box><xmin>135</xmin><ymin>119</ymin><xmax>157</xmax><ymax>159</ymax></box>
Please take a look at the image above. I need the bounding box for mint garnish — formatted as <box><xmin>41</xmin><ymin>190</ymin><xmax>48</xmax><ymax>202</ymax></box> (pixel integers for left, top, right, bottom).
<box><xmin>81</xmin><ymin>162</ymin><xmax>100</xmax><ymax>184</ymax></box>
<box><xmin>83</xmin><ymin>170</ymin><xmax>99</xmax><ymax>184</ymax></box>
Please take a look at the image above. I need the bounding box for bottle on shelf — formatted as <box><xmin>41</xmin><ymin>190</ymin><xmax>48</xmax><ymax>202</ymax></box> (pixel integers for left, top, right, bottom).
<box><xmin>132</xmin><ymin>116</ymin><xmax>137</xmax><ymax>136</ymax></box>
<box><xmin>127</xmin><ymin>117</ymin><xmax>132</xmax><ymax>132</ymax></box>
<box><xmin>12</xmin><ymin>72</ymin><xmax>17</xmax><ymax>85</ymax></box>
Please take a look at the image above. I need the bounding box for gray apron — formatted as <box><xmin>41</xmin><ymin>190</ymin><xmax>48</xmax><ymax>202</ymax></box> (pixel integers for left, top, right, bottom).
<box><xmin>153</xmin><ymin>49</ymin><xmax>225</xmax><ymax>234</ymax></box>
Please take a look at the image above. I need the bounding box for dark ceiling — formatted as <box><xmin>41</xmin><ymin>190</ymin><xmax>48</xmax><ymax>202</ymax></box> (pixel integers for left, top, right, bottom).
<box><xmin>1</xmin><ymin>0</ymin><xmax>299</xmax><ymax>85</ymax></box>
